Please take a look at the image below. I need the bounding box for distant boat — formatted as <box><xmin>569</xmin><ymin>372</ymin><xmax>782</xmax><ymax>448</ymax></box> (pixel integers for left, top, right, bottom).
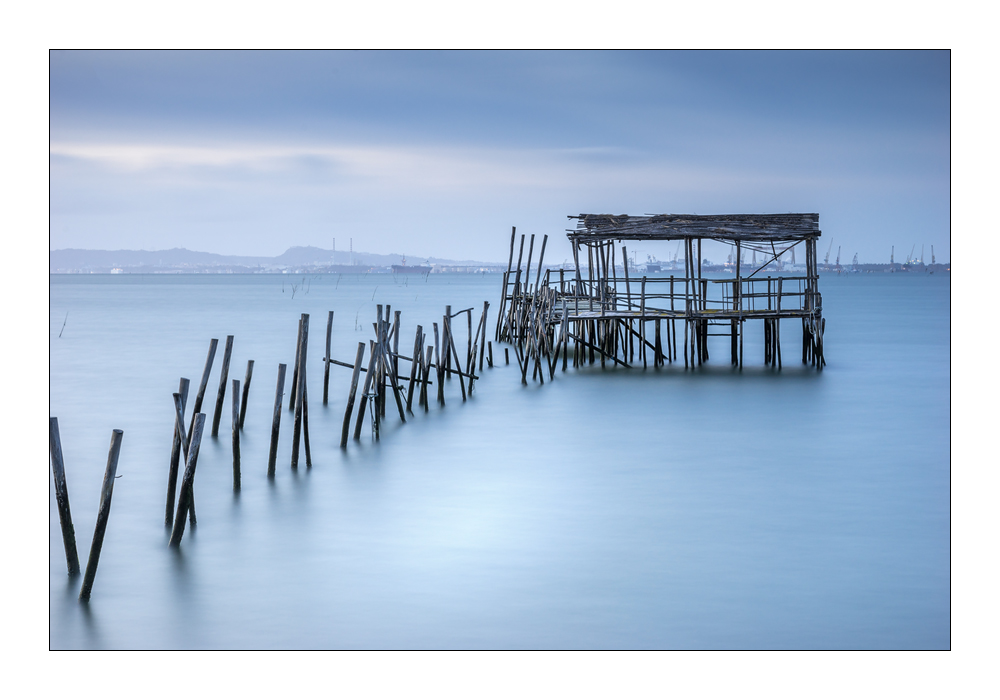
<box><xmin>392</xmin><ymin>257</ymin><xmax>431</xmax><ymax>274</ymax></box>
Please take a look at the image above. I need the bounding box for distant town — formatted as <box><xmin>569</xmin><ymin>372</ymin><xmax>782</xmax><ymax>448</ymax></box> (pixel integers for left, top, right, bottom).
<box><xmin>50</xmin><ymin>244</ymin><xmax>949</xmax><ymax>275</ymax></box>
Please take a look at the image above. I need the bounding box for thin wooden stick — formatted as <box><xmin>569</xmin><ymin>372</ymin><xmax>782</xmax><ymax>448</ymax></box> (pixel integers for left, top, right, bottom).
<box><xmin>232</xmin><ymin>379</ymin><xmax>241</xmax><ymax>490</ymax></box>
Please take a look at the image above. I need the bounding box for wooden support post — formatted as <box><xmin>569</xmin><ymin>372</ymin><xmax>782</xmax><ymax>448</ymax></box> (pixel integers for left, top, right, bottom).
<box><xmin>341</xmin><ymin>343</ymin><xmax>366</xmax><ymax>447</ymax></box>
<box><xmin>504</xmin><ymin>347</ymin><xmax>509</xmax><ymax>365</ymax></box>
<box><xmin>239</xmin><ymin>360</ymin><xmax>253</xmax><ymax>430</ymax></box>
<box><xmin>392</xmin><ymin>309</ymin><xmax>401</xmax><ymax>391</ymax></box>
<box><xmin>445</xmin><ymin>313</ymin><xmax>467</xmax><ymax>400</ymax></box>
<box><xmin>211</xmin><ymin>335</ymin><xmax>234</xmax><ymax>437</ymax></box>
<box><xmin>268</xmin><ymin>364</ymin><xmax>286</xmax><ymax>476</ymax></box>
<box><xmin>79</xmin><ymin>428</ymin><xmax>123</xmax><ymax>601</ymax></box>
<box><xmin>170</xmin><ymin>414</ymin><xmax>205</xmax><ymax>547</ymax></box>
<box><xmin>654</xmin><ymin>319</ymin><xmax>662</xmax><ymax>367</ymax></box>
<box><xmin>289</xmin><ymin>319</ymin><xmax>302</xmax><ymax>411</ymax></box>
<box><xmin>434</xmin><ymin>323</ymin><xmax>445</xmax><ymax>404</ymax></box>
<box><xmin>49</xmin><ymin>417</ymin><xmax>81</xmax><ymax>577</ymax></box>
<box><xmin>488</xmin><ymin>341</ymin><xmax>494</xmax><ymax>368</ymax></box>
<box><xmin>420</xmin><ymin>345</ymin><xmax>433</xmax><ymax>411</ymax></box>
<box><xmin>406</xmin><ymin>326</ymin><xmax>422</xmax><ymax>414</ymax></box>
<box><xmin>355</xmin><ymin>341</ymin><xmax>378</xmax><ymax>439</ymax></box>
<box><xmin>291</xmin><ymin>314</ymin><xmax>309</xmax><ymax>468</ymax></box>
<box><xmin>188</xmin><ymin>339</ymin><xmax>218</xmax><ymax>447</ymax></box>
<box><xmin>640</xmin><ymin>276</ymin><xmax>647</xmax><ymax>368</ymax></box>
<box><xmin>478</xmin><ymin>301</ymin><xmax>489</xmax><ymax>372</ymax></box>
<box><xmin>524</xmin><ymin>234</ymin><xmax>536</xmax><ymax>295</ymax></box>
<box><xmin>232</xmin><ymin>379</ymin><xmax>240</xmax><ymax>490</ymax></box>
<box><xmin>165</xmin><ymin>378</ymin><xmax>190</xmax><ymax>528</ymax></box>
<box><xmin>323</xmin><ymin>311</ymin><xmax>334</xmax><ymax>405</ymax></box>
<box><xmin>381</xmin><ymin>349</ymin><xmax>407</xmax><ymax>424</ymax></box>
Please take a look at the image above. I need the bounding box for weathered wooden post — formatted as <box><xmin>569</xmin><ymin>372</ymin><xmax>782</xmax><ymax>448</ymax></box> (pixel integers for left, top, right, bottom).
<box><xmin>79</xmin><ymin>428</ymin><xmax>123</xmax><ymax>602</ymax></box>
<box><xmin>211</xmin><ymin>335</ymin><xmax>234</xmax><ymax>437</ymax></box>
<box><xmin>267</xmin><ymin>364</ymin><xmax>286</xmax><ymax>478</ymax></box>
<box><xmin>434</xmin><ymin>322</ymin><xmax>444</xmax><ymax>405</ymax></box>
<box><xmin>478</xmin><ymin>301</ymin><xmax>490</xmax><ymax>372</ymax></box>
<box><xmin>323</xmin><ymin>310</ymin><xmax>334</xmax><ymax>405</ymax></box>
<box><xmin>291</xmin><ymin>314</ymin><xmax>309</xmax><ymax>468</ymax></box>
<box><xmin>49</xmin><ymin>417</ymin><xmax>80</xmax><ymax>577</ymax></box>
<box><xmin>354</xmin><ymin>341</ymin><xmax>378</xmax><ymax>440</ymax></box>
<box><xmin>170</xmin><ymin>414</ymin><xmax>206</xmax><ymax>547</ymax></box>
<box><xmin>232</xmin><ymin>379</ymin><xmax>241</xmax><ymax>491</ymax></box>
<box><xmin>420</xmin><ymin>345</ymin><xmax>433</xmax><ymax>411</ymax></box>
<box><xmin>488</xmin><ymin>341</ymin><xmax>494</xmax><ymax>368</ymax></box>
<box><xmin>188</xmin><ymin>339</ymin><xmax>218</xmax><ymax>447</ymax></box>
<box><xmin>289</xmin><ymin>318</ymin><xmax>303</xmax><ymax>411</ymax></box>
<box><xmin>239</xmin><ymin>360</ymin><xmax>254</xmax><ymax>430</ymax></box>
<box><xmin>406</xmin><ymin>326</ymin><xmax>422</xmax><ymax>413</ymax></box>
<box><xmin>341</xmin><ymin>342</ymin><xmax>366</xmax><ymax>447</ymax></box>
<box><xmin>165</xmin><ymin>378</ymin><xmax>190</xmax><ymax>528</ymax></box>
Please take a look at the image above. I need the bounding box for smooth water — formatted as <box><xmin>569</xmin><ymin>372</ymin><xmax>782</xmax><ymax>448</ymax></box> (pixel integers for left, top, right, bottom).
<box><xmin>49</xmin><ymin>271</ymin><xmax>950</xmax><ymax>649</ymax></box>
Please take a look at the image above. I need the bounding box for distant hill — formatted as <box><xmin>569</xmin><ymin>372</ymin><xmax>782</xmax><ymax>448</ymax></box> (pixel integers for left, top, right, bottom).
<box><xmin>50</xmin><ymin>246</ymin><xmax>504</xmax><ymax>273</ymax></box>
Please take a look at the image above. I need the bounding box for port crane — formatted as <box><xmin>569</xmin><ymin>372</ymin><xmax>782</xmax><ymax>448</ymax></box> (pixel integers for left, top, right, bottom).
<box><xmin>891</xmin><ymin>246</ymin><xmax>894</xmax><ymax>265</ymax></box>
<box><xmin>907</xmin><ymin>245</ymin><xmax>916</xmax><ymax>265</ymax></box>
<box><xmin>931</xmin><ymin>246</ymin><xmax>935</xmax><ymax>265</ymax></box>
<box><xmin>852</xmin><ymin>253</ymin><xmax>859</xmax><ymax>272</ymax></box>
<box><xmin>835</xmin><ymin>246</ymin><xmax>841</xmax><ymax>271</ymax></box>
<box><xmin>920</xmin><ymin>245</ymin><xmax>925</xmax><ymax>265</ymax></box>
<box><xmin>824</xmin><ymin>238</ymin><xmax>834</xmax><ymax>268</ymax></box>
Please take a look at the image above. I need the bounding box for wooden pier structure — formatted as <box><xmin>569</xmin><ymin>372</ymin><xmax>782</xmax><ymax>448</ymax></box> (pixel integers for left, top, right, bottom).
<box><xmin>496</xmin><ymin>214</ymin><xmax>826</xmax><ymax>380</ymax></box>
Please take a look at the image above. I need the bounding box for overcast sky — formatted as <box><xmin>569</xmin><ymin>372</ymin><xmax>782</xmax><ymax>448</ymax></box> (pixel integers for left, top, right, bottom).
<box><xmin>49</xmin><ymin>50</ymin><xmax>950</xmax><ymax>264</ymax></box>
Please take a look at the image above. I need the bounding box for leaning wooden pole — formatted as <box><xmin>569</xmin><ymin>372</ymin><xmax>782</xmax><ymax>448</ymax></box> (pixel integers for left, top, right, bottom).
<box><xmin>187</xmin><ymin>339</ymin><xmax>218</xmax><ymax>447</ymax></box>
<box><xmin>49</xmin><ymin>417</ymin><xmax>80</xmax><ymax>577</ymax></box>
<box><xmin>323</xmin><ymin>310</ymin><xmax>334</xmax><ymax>405</ymax></box>
<box><xmin>238</xmin><ymin>360</ymin><xmax>253</xmax><ymax>430</ymax></box>
<box><xmin>211</xmin><ymin>335</ymin><xmax>234</xmax><ymax>437</ymax></box>
<box><xmin>291</xmin><ymin>314</ymin><xmax>309</xmax><ymax>468</ymax></box>
<box><xmin>79</xmin><ymin>428</ymin><xmax>123</xmax><ymax>602</ymax></box>
<box><xmin>267</xmin><ymin>363</ymin><xmax>287</xmax><ymax>478</ymax></box>
<box><xmin>165</xmin><ymin>378</ymin><xmax>190</xmax><ymax>528</ymax></box>
<box><xmin>341</xmin><ymin>342</ymin><xmax>366</xmax><ymax>448</ymax></box>
<box><xmin>170</xmin><ymin>414</ymin><xmax>205</xmax><ymax>547</ymax></box>
<box><xmin>232</xmin><ymin>379</ymin><xmax>241</xmax><ymax>491</ymax></box>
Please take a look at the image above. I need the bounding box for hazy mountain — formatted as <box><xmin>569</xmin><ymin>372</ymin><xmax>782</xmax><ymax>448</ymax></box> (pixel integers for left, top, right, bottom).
<box><xmin>50</xmin><ymin>246</ymin><xmax>503</xmax><ymax>272</ymax></box>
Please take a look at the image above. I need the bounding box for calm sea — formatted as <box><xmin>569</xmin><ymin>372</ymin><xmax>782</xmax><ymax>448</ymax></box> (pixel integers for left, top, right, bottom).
<box><xmin>49</xmin><ymin>271</ymin><xmax>950</xmax><ymax>649</ymax></box>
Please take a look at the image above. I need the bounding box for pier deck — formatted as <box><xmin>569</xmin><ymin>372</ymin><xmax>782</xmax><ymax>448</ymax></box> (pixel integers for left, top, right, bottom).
<box><xmin>495</xmin><ymin>214</ymin><xmax>827</xmax><ymax>381</ymax></box>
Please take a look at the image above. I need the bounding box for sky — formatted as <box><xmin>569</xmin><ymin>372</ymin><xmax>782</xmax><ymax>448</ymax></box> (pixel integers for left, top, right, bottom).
<box><xmin>49</xmin><ymin>50</ymin><xmax>950</xmax><ymax>265</ymax></box>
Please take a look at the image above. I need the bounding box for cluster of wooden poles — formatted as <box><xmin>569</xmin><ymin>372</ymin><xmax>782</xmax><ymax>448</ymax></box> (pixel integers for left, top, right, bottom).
<box><xmin>50</xmin><ymin>299</ymin><xmax>499</xmax><ymax>601</ymax></box>
<box><xmin>329</xmin><ymin>302</ymin><xmax>494</xmax><ymax>446</ymax></box>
